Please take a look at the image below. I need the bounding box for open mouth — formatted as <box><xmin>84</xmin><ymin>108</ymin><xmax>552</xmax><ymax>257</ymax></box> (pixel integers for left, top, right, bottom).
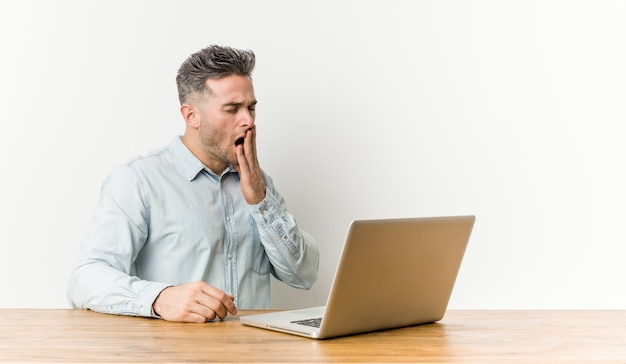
<box><xmin>234</xmin><ymin>137</ymin><xmax>245</xmax><ymax>147</ymax></box>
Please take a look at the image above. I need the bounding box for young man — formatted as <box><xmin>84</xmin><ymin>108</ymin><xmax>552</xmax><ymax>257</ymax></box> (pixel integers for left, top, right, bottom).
<box><xmin>67</xmin><ymin>45</ymin><xmax>319</xmax><ymax>323</ymax></box>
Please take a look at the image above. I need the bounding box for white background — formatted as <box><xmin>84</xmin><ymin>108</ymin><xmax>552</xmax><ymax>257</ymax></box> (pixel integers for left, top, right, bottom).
<box><xmin>1</xmin><ymin>0</ymin><xmax>625</xmax><ymax>310</ymax></box>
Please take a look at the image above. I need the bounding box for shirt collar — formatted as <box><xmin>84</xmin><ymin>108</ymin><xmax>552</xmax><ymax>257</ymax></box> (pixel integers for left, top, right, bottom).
<box><xmin>168</xmin><ymin>136</ymin><xmax>238</xmax><ymax>181</ymax></box>
<box><xmin>168</xmin><ymin>136</ymin><xmax>206</xmax><ymax>181</ymax></box>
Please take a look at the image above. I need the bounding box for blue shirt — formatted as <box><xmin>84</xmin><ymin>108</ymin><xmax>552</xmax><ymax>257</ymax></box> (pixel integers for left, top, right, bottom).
<box><xmin>67</xmin><ymin>136</ymin><xmax>319</xmax><ymax>317</ymax></box>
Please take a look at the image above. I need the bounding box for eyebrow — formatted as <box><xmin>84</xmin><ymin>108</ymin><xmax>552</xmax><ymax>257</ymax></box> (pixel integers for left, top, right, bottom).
<box><xmin>222</xmin><ymin>100</ymin><xmax>258</xmax><ymax>108</ymax></box>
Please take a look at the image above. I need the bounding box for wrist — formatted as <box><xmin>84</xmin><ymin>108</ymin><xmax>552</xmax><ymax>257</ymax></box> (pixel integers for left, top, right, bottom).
<box><xmin>152</xmin><ymin>286</ymin><xmax>172</xmax><ymax>318</ymax></box>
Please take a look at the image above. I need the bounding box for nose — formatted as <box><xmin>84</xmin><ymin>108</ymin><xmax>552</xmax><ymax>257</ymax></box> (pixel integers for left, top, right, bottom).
<box><xmin>239</xmin><ymin>108</ymin><xmax>255</xmax><ymax>128</ymax></box>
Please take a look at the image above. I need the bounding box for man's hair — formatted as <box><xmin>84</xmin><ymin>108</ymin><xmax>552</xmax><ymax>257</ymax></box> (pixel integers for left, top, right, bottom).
<box><xmin>176</xmin><ymin>45</ymin><xmax>256</xmax><ymax>104</ymax></box>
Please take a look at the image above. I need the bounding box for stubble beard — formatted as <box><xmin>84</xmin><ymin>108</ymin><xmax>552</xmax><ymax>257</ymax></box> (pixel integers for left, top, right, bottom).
<box><xmin>199</xmin><ymin>124</ymin><xmax>237</xmax><ymax>169</ymax></box>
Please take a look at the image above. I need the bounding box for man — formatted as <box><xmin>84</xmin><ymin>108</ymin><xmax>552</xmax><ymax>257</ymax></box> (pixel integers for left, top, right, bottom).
<box><xmin>67</xmin><ymin>45</ymin><xmax>319</xmax><ymax>323</ymax></box>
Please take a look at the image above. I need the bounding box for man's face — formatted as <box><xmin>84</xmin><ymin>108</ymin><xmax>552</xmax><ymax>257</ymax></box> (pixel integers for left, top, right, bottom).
<box><xmin>194</xmin><ymin>75</ymin><xmax>257</xmax><ymax>172</ymax></box>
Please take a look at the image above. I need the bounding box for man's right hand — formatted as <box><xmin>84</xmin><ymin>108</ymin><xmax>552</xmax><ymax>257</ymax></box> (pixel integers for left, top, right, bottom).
<box><xmin>152</xmin><ymin>281</ymin><xmax>237</xmax><ymax>323</ymax></box>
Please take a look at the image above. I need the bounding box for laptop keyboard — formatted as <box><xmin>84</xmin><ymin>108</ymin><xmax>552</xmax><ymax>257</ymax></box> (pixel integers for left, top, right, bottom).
<box><xmin>291</xmin><ymin>317</ymin><xmax>322</xmax><ymax>328</ymax></box>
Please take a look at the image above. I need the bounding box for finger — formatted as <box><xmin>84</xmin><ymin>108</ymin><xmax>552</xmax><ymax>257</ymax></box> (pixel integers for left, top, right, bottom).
<box><xmin>235</xmin><ymin>143</ymin><xmax>248</xmax><ymax>175</ymax></box>
<box><xmin>204</xmin><ymin>299</ymin><xmax>228</xmax><ymax>320</ymax></box>
<box><xmin>239</xmin><ymin>133</ymin><xmax>259</xmax><ymax>176</ymax></box>
<box><xmin>242</xmin><ymin>129</ymin><xmax>253</xmax><ymax>159</ymax></box>
<box><xmin>188</xmin><ymin>298</ymin><xmax>229</xmax><ymax>321</ymax></box>
<box><xmin>199</xmin><ymin>285</ymin><xmax>238</xmax><ymax>316</ymax></box>
<box><xmin>245</xmin><ymin>128</ymin><xmax>260</xmax><ymax>164</ymax></box>
<box><xmin>247</xmin><ymin>126</ymin><xmax>257</xmax><ymax>157</ymax></box>
<box><xmin>186</xmin><ymin>311</ymin><xmax>213</xmax><ymax>323</ymax></box>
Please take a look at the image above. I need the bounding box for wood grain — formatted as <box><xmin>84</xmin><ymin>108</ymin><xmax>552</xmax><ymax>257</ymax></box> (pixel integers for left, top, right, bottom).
<box><xmin>0</xmin><ymin>309</ymin><xmax>625</xmax><ymax>363</ymax></box>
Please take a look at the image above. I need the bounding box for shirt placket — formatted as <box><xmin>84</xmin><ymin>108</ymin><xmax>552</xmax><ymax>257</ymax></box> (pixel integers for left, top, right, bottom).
<box><xmin>220</xmin><ymin>174</ymin><xmax>239</xmax><ymax>305</ymax></box>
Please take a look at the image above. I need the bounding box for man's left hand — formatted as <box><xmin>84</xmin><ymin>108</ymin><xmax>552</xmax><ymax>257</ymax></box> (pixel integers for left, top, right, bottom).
<box><xmin>235</xmin><ymin>127</ymin><xmax>266</xmax><ymax>204</ymax></box>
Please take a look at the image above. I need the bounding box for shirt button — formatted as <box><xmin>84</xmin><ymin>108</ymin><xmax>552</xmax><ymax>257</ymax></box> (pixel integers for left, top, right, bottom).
<box><xmin>228</xmin><ymin>254</ymin><xmax>233</xmax><ymax>259</ymax></box>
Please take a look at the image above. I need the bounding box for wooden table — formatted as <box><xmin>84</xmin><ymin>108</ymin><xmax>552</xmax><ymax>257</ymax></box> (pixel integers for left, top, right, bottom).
<box><xmin>0</xmin><ymin>309</ymin><xmax>625</xmax><ymax>363</ymax></box>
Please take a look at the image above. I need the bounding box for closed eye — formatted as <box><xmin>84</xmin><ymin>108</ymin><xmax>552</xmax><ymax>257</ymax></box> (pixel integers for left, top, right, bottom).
<box><xmin>248</xmin><ymin>101</ymin><xmax>257</xmax><ymax>111</ymax></box>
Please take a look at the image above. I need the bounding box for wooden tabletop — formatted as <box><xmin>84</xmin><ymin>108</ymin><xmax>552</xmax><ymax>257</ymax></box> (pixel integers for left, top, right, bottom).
<box><xmin>0</xmin><ymin>309</ymin><xmax>625</xmax><ymax>363</ymax></box>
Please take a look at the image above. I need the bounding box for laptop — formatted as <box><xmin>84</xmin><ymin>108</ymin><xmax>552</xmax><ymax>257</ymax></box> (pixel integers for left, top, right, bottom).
<box><xmin>240</xmin><ymin>215</ymin><xmax>475</xmax><ymax>339</ymax></box>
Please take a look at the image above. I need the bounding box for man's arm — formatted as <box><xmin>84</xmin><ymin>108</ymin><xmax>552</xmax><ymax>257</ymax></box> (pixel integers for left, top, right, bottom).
<box><xmin>67</xmin><ymin>165</ymin><xmax>167</xmax><ymax>317</ymax></box>
<box><xmin>67</xmin><ymin>165</ymin><xmax>237</xmax><ymax>322</ymax></box>
<box><xmin>249</xmin><ymin>187</ymin><xmax>320</xmax><ymax>289</ymax></box>
<box><xmin>235</xmin><ymin>126</ymin><xmax>319</xmax><ymax>288</ymax></box>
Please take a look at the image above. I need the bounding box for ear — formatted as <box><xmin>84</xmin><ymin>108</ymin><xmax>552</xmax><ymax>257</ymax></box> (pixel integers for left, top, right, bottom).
<box><xmin>180</xmin><ymin>103</ymin><xmax>200</xmax><ymax>129</ymax></box>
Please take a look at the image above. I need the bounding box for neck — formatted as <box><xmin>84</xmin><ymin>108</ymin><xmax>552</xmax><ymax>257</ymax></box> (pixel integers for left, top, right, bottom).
<box><xmin>181</xmin><ymin>133</ymin><xmax>228</xmax><ymax>175</ymax></box>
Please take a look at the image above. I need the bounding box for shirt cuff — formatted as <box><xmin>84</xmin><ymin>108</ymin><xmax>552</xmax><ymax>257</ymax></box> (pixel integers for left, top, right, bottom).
<box><xmin>135</xmin><ymin>282</ymin><xmax>172</xmax><ymax>318</ymax></box>
<box><xmin>250</xmin><ymin>189</ymin><xmax>278</xmax><ymax>222</ymax></box>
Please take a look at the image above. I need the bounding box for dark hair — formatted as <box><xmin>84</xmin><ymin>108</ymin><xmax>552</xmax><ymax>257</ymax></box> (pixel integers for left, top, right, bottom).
<box><xmin>176</xmin><ymin>45</ymin><xmax>256</xmax><ymax>104</ymax></box>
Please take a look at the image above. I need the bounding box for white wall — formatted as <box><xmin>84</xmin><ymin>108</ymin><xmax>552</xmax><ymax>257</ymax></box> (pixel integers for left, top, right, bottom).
<box><xmin>1</xmin><ymin>0</ymin><xmax>624</xmax><ymax>310</ymax></box>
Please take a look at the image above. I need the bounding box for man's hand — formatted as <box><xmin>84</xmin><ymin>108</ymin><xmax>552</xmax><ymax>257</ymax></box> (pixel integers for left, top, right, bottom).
<box><xmin>152</xmin><ymin>281</ymin><xmax>237</xmax><ymax>323</ymax></box>
<box><xmin>235</xmin><ymin>127</ymin><xmax>266</xmax><ymax>204</ymax></box>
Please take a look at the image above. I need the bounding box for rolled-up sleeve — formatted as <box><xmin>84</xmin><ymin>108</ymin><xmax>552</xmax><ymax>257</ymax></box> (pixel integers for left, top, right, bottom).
<box><xmin>249</xmin><ymin>183</ymin><xmax>319</xmax><ymax>289</ymax></box>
